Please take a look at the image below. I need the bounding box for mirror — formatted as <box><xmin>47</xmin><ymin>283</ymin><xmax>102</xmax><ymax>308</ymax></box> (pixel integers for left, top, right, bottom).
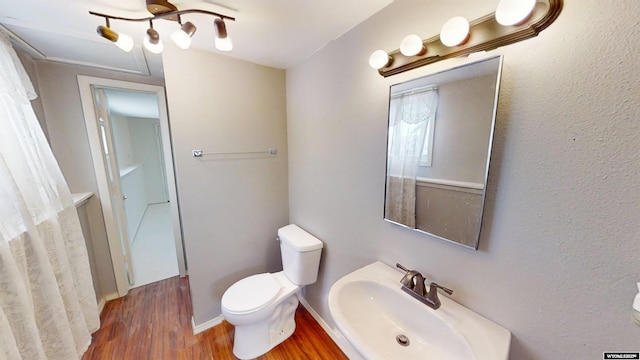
<box><xmin>384</xmin><ymin>55</ymin><xmax>503</xmax><ymax>249</ymax></box>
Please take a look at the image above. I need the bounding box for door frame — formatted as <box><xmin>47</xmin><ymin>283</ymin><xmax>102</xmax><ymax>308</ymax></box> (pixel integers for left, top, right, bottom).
<box><xmin>78</xmin><ymin>75</ymin><xmax>186</xmax><ymax>296</ymax></box>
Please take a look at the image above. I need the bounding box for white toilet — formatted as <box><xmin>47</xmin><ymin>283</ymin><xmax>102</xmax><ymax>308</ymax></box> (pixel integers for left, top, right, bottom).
<box><xmin>221</xmin><ymin>224</ymin><xmax>323</xmax><ymax>359</ymax></box>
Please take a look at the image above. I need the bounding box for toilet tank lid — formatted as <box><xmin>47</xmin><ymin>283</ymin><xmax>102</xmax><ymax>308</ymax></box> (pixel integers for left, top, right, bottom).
<box><xmin>278</xmin><ymin>224</ymin><xmax>323</xmax><ymax>252</ymax></box>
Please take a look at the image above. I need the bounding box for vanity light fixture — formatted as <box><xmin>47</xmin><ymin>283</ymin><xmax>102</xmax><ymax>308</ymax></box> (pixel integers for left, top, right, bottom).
<box><xmin>370</xmin><ymin>0</ymin><xmax>563</xmax><ymax>77</ymax></box>
<box><xmin>90</xmin><ymin>0</ymin><xmax>235</xmax><ymax>54</ymax></box>
<box><xmin>495</xmin><ymin>0</ymin><xmax>537</xmax><ymax>26</ymax></box>
<box><xmin>400</xmin><ymin>34</ymin><xmax>426</xmax><ymax>56</ymax></box>
<box><xmin>439</xmin><ymin>16</ymin><xmax>470</xmax><ymax>47</ymax></box>
<box><xmin>369</xmin><ymin>49</ymin><xmax>393</xmax><ymax>70</ymax></box>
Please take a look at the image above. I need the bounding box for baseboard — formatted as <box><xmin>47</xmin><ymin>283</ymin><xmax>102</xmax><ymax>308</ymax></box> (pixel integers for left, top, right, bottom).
<box><xmin>191</xmin><ymin>314</ymin><xmax>224</xmax><ymax>335</ymax></box>
<box><xmin>297</xmin><ymin>295</ymin><xmax>363</xmax><ymax>360</ymax></box>
<box><xmin>98</xmin><ymin>292</ymin><xmax>119</xmax><ymax>314</ymax></box>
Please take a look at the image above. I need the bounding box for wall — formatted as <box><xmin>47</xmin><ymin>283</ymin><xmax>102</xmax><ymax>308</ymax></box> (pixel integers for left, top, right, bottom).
<box><xmin>75</xmin><ymin>198</ymin><xmax>101</xmax><ymax>302</ymax></box>
<box><xmin>34</xmin><ymin>61</ymin><xmax>165</xmax><ymax>300</ymax></box>
<box><xmin>129</xmin><ymin>117</ymin><xmax>169</xmax><ymax>204</ymax></box>
<box><xmin>110</xmin><ymin>113</ymin><xmax>135</xmax><ymax>169</ymax></box>
<box><xmin>120</xmin><ymin>165</ymin><xmax>146</xmax><ymax>242</ymax></box>
<box><xmin>286</xmin><ymin>0</ymin><xmax>640</xmax><ymax>358</ymax></box>
<box><xmin>162</xmin><ymin>44</ymin><xmax>289</xmax><ymax>326</ymax></box>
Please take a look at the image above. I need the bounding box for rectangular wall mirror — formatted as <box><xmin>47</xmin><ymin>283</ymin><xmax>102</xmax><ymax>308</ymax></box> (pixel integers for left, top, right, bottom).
<box><xmin>384</xmin><ymin>55</ymin><xmax>503</xmax><ymax>249</ymax></box>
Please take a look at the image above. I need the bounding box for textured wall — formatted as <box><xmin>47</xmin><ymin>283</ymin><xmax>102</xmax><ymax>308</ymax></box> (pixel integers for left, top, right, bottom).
<box><xmin>162</xmin><ymin>44</ymin><xmax>289</xmax><ymax>325</ymax></box>
<box><xmin>286</xmin><ymin>0</ymin><xmax>640</xmax><ymax>358</ymax></box>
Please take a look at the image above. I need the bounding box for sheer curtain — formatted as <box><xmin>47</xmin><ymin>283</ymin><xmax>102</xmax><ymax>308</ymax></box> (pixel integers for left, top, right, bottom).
<box><xmin>385</xmin><ymin>88</ymin><xmax>438</xmax><ymax>228</ymax></box>
<box><xmin>0</xmin><ymin>32</ymin><xmax>99</xmax><ymax>359</ymax></box>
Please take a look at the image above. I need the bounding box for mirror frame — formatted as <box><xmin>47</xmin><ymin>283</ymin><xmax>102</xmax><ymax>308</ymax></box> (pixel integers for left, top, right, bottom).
<box><xmin>383</xmin><ymin>55</ymin><xmax>504</xmax><ymax>250</ymax></box>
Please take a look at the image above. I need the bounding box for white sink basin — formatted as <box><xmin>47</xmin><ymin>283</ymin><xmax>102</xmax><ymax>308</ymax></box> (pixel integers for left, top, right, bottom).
<box><xmin>328</xmin><ymin>261</ymin><xmax>511</xmax><ymax>360</ymax></box>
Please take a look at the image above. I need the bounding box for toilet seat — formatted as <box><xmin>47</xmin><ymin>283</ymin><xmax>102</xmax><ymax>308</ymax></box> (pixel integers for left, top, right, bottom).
<box><xmin>222</xmin><ymin>273</ymin><xmax>281</xmax><ymax>314</ymax></box>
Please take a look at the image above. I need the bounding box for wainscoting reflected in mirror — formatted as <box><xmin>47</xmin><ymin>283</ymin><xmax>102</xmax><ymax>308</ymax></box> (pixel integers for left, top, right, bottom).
<box><xmin>384</xmin><ymin>55</ymin><xmax>503</xmax><ymax>249</ymax></box>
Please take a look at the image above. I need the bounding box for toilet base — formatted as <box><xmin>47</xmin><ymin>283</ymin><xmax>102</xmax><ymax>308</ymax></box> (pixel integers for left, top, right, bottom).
<box><xmin>232</xmin><ymin>295</ymin><xmax>299</xmax><ymax>359</ymax></box>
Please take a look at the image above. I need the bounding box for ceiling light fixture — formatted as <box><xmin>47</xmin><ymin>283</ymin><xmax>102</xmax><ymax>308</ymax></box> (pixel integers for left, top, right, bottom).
<box><xmin>171</xmin><ymin>17</ymin><xmax>197</xmax><ymax>49</ymax></box>
<box><xmin>143</xmin><ymin>21</ymin><xmax>163</xmax><ymax>54</ymax></box>
<box><xmin>369</xmin><ymin>0</ymin><xmax>563</xmax><ymax>77</ymax></box>
<box><xmin>97</xmin><ymin>18</ymin><xmax>134</xmax><ymax>52</ymax></box>
<box><xmin>90</xmin><ymin>0</ymin><xmax>235</xmax><ymax>54</ymax></box>
<box><xmin>214</xmin><ymin>18</ymin><xmax>233</xmax><ymax>52</ymax></box>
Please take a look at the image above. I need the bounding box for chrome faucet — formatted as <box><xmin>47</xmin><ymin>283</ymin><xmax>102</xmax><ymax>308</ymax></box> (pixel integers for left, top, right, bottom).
<box><xmin>396</xmin><ymin>263</ymin><xmax>453</xmax><ymax>310</ymax></box>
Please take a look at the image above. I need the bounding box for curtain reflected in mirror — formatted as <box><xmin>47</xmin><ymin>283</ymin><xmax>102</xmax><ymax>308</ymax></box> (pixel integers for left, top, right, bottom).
<box><xmin>384</xmin><ymin>55</ymin><xmax>503</xmax><ymax>249</ymax></box>
<box><xmin>385</xmin><ymin>87</ymin><xmax>438</xmax><ymax>227</ymax></box>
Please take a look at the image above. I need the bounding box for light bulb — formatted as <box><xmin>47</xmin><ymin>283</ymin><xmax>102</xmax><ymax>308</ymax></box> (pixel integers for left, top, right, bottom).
<box><xmin>143</xmin><ymin>28</ymin><xmax>163</xmax><ymax>54</ymax></box>
<box><xmin>369</xmin><ymin>50</ymin><xmax>392</xmax><ymax>70</ymax></box>
<box><xmin>495</xmin><ymin>0</ymin><xmax>537</xmax><ymax>26</ymax></box>
<box><xmin>400</xmin><ymin>34</ymin><xmax>426</xmax><ymax>56</ymax></box>
<box><xmin>171</xmin><ymin>22</ymin><xmax>196</xmax><ymax>50</ymax></box>
<box><xmin>115</xmin><ymin>32</ymin><xmax>134</xmax><ymax>52</ymax></box>
<box><xmin>214</xmin><ymin>18</ymin><xmax>232</xmax><ymax>52</ymax></box>
<box><xmin>440</xmin><ymin>16</ymin><xmax>470</xmax><ymax>47</ymax></box>
<box><xmin>215</xmin><ymin>37</ymin><xmax>233</xmax><ymax>52</ymax></box>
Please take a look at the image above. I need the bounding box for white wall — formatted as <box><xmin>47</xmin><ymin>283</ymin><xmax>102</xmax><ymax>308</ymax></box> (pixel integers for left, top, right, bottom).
<box><xmin>162</xmin><ymin>44</ymin><xmax>289</xmax><ymax>325</ymax></box>
<box><xmin>110</xmin><ymin>113</ymin><xmax>135</xmax><ymax>169</ymax></box>
<box><xmin>34</xmin><ymin>61</ymin><xmax>165</xmax><ymax>300</ymax></box>
<box><xmin>286</xmin><ymin>0</ymin><xmax>640</xmax><ymax>358</ymax></box>
<box><xmin>129</xmin><ymin>117</ymin><xmax>169</xmax><ymax>204</ymax></box>
<box><xmin>120</xmin><ymin>165</ymin><xmax>147</xmax><ymax>241</ymax></box>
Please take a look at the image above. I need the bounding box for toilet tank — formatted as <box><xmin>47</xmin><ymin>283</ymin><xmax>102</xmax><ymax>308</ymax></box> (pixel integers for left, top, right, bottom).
<box><xmin>278</xmin><ymin>224</ymin><xmax>323</xmax><ymax>286</ymax></box>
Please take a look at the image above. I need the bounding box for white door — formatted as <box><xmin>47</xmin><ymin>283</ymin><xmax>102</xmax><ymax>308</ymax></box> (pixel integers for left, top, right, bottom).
<box><xmin>93</xmin><ymin>88</ymin><xmax>135</xmax><ymax>286</ymax></box>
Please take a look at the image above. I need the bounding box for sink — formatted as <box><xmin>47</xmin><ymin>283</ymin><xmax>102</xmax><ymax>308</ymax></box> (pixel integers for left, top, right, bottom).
<box><xmin>328</xmin><ymin>261</ymin><xmax>511</xmax><ymax>360</ymax></box>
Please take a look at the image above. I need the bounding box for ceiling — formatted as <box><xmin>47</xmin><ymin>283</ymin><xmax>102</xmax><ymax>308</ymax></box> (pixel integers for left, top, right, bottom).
<box><xmin>0</xmin><ymin>0</ymin><xmax>393</xmax><ymax>77</ymax></box>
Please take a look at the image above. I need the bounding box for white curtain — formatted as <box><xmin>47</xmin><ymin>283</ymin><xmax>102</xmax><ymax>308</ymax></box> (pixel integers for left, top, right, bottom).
<box><xmin>0</xmin><ymin>32</ymin><xmax>99</xmax><ymax>359</ymax></box>
<box><xmin>385</xmin><ymin>88</ymin><xmax>438</xmax><ymax>228</ymax></box>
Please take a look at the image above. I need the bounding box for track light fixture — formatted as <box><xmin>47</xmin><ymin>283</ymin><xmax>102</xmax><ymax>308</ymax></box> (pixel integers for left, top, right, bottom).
<box><xmin>214</xmin><ymin>18</ymin><xmax>233</xmax><ymax>52</ymax></box>
<box><xmin>369</xmin><ymin>0</ymin><xmax>563</xmax><ymax>77</ymax></box>
<box><xmin>90</xmin><ymin>0</ymin><xmax>235</xmax><ymax>54</ymax></box>
<box><xmin>143</xmin><ymin>21</ymin><xmax>163</xmax><ymax>54</ymax></box>
<box><xmin>97</xmin><ymin>18</ymin><xmax>134</xmax><ymax>52</ymax></box>
<box><xmin>171</xmin><ymin>16</ymin><xmax>197</xmax><ymax>49</ymax></box>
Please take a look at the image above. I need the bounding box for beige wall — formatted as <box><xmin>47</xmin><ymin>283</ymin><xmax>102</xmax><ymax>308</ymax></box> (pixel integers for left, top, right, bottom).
<box><xmin>287</xmin><ymin>0</ymin><xmax>640</xmax><ymax>358</ymax></box>
<box><xmin>162</xmin><ymin>44</ymin><xmax>289</xmax><ymax>325</ymax></box>
<box><xmin>34</xmin><ymin>60</ymin><xmax>165</xmax><ymax>300</ymax></box>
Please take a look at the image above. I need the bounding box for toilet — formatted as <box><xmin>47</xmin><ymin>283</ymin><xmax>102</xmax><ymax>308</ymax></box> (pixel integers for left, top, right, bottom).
<box><xmin>221</xmin><ymin>224</ymin><xmax>323</xmax><ymax>359</ymax></box>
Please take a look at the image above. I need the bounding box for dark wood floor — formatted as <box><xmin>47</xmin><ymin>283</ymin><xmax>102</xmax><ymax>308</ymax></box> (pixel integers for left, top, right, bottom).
<box><xmin>82</xmin><ymin>276</ymin><xmax>348</xmax><ymax>360</ymax></box>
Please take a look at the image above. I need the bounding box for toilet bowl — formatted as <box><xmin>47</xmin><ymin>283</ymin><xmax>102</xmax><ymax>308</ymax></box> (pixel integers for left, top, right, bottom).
<box><xmin>221</xmin><ymin>224</ymin><xmax>323</xmax><ymax>359</ymax></box>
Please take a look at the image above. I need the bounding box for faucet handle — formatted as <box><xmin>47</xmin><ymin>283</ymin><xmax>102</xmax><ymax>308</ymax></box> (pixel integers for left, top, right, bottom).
<box><xmin>430</xmin><ymin>282</ymin><xmax>453</xmax><ymax>295</ymax></box>
<box><xmin>396</xmin><ymin>263</ymin><xmax>410</xmax><ymax>272</ymax></box>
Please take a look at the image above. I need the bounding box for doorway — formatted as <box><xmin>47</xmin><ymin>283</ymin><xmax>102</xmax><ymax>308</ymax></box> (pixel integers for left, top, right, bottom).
<box><xmin>78</xmin><ymin>76</ymin><xmax>186</xmax><ymax>296</ymax></box>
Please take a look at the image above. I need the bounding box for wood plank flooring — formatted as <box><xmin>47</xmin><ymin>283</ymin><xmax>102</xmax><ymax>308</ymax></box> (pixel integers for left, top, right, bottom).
<box><xmin>82</xmin><ymin>276</ymin><xmax>348</xmax><ymax>360</ymax></box>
